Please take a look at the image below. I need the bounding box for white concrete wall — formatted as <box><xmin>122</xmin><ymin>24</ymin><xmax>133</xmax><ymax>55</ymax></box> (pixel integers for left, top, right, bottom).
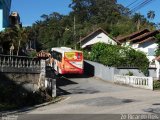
<box><xmin>82</xmin><ymin>32</ymin><xmax>117</xmax><ymax>48</ymax></box>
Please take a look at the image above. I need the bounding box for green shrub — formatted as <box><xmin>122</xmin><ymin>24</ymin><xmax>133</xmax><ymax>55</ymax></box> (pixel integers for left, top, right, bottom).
<box><xmin>155</xmin><ymin>34</ymin><xmax>160</xmax><ymax>56</ymax></box>
<box><xmin>83</xmin><ymin>50</ymin><xmax>91</xmax><ymax>60</ymax></box>
<box><xmin>153</xmin><ymin>80</ymin><xmax>160</xmax><ymax>90</ymax></box>
<box><xmin>85</xmin><ymin>43</ymin><xmax>149</xmax><ymax>74</ymax></box>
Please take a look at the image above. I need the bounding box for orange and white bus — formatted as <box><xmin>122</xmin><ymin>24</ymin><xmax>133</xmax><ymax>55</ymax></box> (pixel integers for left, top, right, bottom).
<box><xmin>51</xmin><ymin>47</ymin><xmax>83</xmax><ymax>74</ymax></box>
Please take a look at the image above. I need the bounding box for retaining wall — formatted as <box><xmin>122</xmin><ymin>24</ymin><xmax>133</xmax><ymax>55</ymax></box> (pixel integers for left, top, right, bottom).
<box><xmin>84</xmin><ymin>60</ymin><xmax>157</xmax><ymax>81</ymax></box>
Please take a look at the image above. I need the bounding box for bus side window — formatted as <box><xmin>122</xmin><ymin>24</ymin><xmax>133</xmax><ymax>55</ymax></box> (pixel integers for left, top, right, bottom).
<box><xmin>57</xmin><ymin>53</ymin><xmax>62</xmax><ymax>62</ymax></box>
<box><xmin>55</xmin><ymin>52</ymin><xmax>58</xmax><ymax>60</ymax></box>
<box><xmin>52</xmin><ymin>51</ymin><xmax>56</xmax><ymax>59</ymax></box>
<box><xmin>52</xmin><ymin>51</ymin><xmax>62</xmax><ymax>62</ymax></box>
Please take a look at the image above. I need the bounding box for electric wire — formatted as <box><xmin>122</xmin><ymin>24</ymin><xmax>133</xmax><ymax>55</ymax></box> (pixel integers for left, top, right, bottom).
<box><xmin>125</xmin><ymin>0</ymin><xmax>155</xmax><ymax>14</ymax></box>
<box><xmin>130</xmin><ymin>0</ymin><xmax>154</xmax><ymax>13</ymax></box>
<box><xmin>126</xmin><ymin>0</ymin><xmax>141</xmax><ymax>8</ymax></box>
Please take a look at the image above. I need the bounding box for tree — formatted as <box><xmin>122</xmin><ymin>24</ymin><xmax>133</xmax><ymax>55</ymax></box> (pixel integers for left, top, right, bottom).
<box><xmin>156</xmin><ymin>23</ymin><xmax>160</xmax><ymax>29</ymax></box>
<box><xmin>69</xmin><ymin>0</ymin><xmax>118</xmax><ymax>24</ymax></box>
<box><xmin>132</xmin><ymin>13</ymin><xmax>145</xmax><ymax>30</ymax></box>
<box><xmin>49</xmin><ymin>12</ymin><xmax>63</xmax><ymax>20</ymax></box>
<box><xmin>147</xmin><ymin>10</ymin><xmax>155</xmax><ymax>20</ymax></box>
<box><xmin>0</xmin><ymin>27</ymin><xmax>28</xmax><ymax>55</ymax></box>
<box><xmin>69</xmin><ymin>0</ymin><xmax>93</xmax><ymax>23</ymax></box>
<box><xmin>41</xmin><ymin>14</ymin><xmax>49</xmax><ymax>21</ymax></box>
<box><xmin>0</xmin><ymin>28</ymin><xmax>17</xmax><ymax>54</ymax></box>
<box><xmin>16</xmin><ymin>28</ymin><xmax>28</xmax><ymax>56</ymax></box>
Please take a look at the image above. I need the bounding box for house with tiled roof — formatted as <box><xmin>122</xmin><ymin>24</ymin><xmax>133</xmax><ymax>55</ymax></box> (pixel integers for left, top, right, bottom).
<box><xmin>117</xmin><ymin>29</ymin><xmax>160</xmax><ymax>62</ymax></box>
<box><xmin>117</xmin><ymin>29</ymin><xmax>150</xmax><ymax>43</ymax></box>
<box><xmin>117</xmin><ymin>29</ymin><xmax>160</xmax><ymax>79</ymax></box>
<box><xmin>78</xmin><ymin>28</ymin><xmax>120</xmax><ymax>49</ymax></box>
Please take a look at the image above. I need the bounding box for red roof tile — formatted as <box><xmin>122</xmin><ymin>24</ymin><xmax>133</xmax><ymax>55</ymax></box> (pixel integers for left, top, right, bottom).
<box><xmin>37</xmin><ymin>51</ymin><xmax>51</xmax><ymax>58</ymax></box>
<box><xmin>136</xmin><ymin>37</ymin><xmax>156</xmax><ymax>44</ymax></box>
<box><xmin>129</xmin><ymin>30</ymin><xmax>159</xmax><ymax>42</ymax></box>
<box><xmin>117</xmin><ymin>29</ymin><xmax>150</xmax><ymax>42</ymax></box>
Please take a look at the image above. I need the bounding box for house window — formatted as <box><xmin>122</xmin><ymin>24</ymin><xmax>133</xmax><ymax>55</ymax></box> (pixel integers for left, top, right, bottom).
<box><xmin>148</xmin><ymin>48</ymin><xmax>155</xmax><ymax>56</ymax></box>
<box><xmin>97</xmin><ymin>36</ymin><xmax>102</xmax><ymax>38</ymax></box>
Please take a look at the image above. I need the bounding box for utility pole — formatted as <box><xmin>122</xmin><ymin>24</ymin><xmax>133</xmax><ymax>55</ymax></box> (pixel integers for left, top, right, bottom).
<box><xmin>74</xmin><ymin>16</ymin><xmax>76</xmax><ymax>50</ymax></box>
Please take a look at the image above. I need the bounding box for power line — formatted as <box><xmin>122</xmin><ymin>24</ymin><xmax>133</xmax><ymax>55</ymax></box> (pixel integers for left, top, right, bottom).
<box><xmin>128</xmin><ymin>0</ymin><xmax>144</xmax><ymax>10</ymax></box>
<box><xmin>130</xmin><ymin>0</ymin><xmax>155</xmax><ymax>13</ymax></box>
<box><xmin>126</xmin><ymin>0</ymin><xmax>141</xmax><ymax>8</ymax></box>
<box><xmin>125</xmin><ymin>0</ymin><xmax>155</xmax><ymax>14</ymax></box>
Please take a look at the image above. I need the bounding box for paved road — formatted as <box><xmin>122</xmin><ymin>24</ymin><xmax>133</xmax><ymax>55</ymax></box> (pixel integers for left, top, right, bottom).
<box><xmin>17</xmin><ymin>76</ymin><xmax>160</xmax><ymax>119</ymax></box>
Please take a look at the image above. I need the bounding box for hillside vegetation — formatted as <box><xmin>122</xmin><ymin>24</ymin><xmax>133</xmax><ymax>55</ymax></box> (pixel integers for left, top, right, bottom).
<box><xmin>0</xmin><ymin>0</ymin><xmax>156</xmax><ymax>53</ymax></box>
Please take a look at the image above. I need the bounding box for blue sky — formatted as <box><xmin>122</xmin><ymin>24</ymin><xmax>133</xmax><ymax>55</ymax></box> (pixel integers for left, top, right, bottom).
<box><xmin>11</xmin><ymin>0</ymin><xmax>160</xmax><ymax>26</ymax></box>
<box><xmin>11</xmin><ymin>0</ymin><xmax>72</xmax><ymax>26</ymax></box>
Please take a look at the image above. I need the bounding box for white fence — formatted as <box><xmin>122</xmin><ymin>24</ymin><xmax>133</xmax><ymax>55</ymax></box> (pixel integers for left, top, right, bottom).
<box><xmin>114</xmin><ymin>75</ymin><xmax>153</xmax><ymax>90</ymax></box>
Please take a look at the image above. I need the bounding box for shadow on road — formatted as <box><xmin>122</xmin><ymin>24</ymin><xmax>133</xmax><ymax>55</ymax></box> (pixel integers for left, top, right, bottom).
<box><xmin>56</xmin><ymin>77</ymin><xmax>78</xmax><ymax>87</ymax></box>
<box><xmin>56</xmin><ymin>87</ymin><xmax>71</xmax><ymax>96</ymax></box>
<box><xmin>84</xmin><ymin>61</ymin><xmax>94</xmax><ymax>77</ymax></box>
<box><xmin>56</xmin><ymin>77</ymin><xmax>78</xmax><ymax>96</ymax></box>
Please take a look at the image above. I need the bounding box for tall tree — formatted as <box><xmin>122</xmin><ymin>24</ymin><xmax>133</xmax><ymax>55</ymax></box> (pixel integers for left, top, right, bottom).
<box><xmin>147</xmin><ymin>10</ymin><xmax>155</xmax><ymax>20</ymax></box>
<box><xmin>16</xmin><ymin>28</ymin><xmax>28</xmax><ymax>56</ymax></box>
<box><xmin>132</xmin><ymin>13</ymin><xmax>144</xmax><ymax>30</ymax></box>
<box><xmin>69</xmin><ymin>0</ymin><xmax>118</xmax><ymax>23</ymax></box>
<box><xmin>41</xmin><ymin>14</ymin><xmax>49</xmax><ymax>21</ymax></box>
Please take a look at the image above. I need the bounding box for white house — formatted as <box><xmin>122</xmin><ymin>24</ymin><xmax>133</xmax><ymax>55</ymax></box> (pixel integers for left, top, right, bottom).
<box><xmin>78</xmin><ymin>28</ymin><xmax>120</xmax><ymax>49</ymax></box>
<box><xmin>118</xmin><ymin>29</ymin><xmax>160</xmax><ymax>62</ymax></box>
<box><xmin>117</xmin><ymin>29</ymin><xmax>160</xmax><ymax>79</ymax></box>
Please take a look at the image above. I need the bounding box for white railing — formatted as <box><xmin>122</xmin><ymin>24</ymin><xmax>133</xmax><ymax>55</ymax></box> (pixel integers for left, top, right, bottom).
<box><xmin>114</xmin><ymin>75</ymin><xmax>153</xmax><ymax>90</ymax></box>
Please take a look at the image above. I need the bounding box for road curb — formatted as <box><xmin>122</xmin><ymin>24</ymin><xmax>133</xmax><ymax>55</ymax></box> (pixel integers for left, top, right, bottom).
<box><xmin>0</xmin><ymin>96</ymin><xmax>66</xmax><ymax>115</ymax></box>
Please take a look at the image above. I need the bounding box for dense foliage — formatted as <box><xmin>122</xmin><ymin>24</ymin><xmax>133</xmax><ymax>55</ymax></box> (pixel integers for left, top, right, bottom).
<box><xmin>0</xmin><ymin>27</ymin><xmax>28</xmax><ymax>55</ymax></box>
<box><xmin>0</xmin><ymin>0</ymin><xmax>157</xmax><ymax>54</ymax></box>
<box><xmin>86</xmin><ymin>43</ymin><xmax>149</xmax><ymax>74</ymax></box>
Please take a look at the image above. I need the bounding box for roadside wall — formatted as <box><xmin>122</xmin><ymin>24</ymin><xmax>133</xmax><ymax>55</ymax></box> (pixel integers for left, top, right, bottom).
<box><xmin>0</xmin><ymin>56</ymin><xmax>46</xmax><ymax>92</ymax></box>
<box><xmin>84</xmin><ymin>60</ymin><xmax>157</xmax><ymax>81</ymax></box>
<box><xmin>0</xmin><ymin>72</ymin><xmax>40</xmax><ymax>92</ymax></box>
<box><xmin>84</xmin><ymin>60</ymin><xmax>115</xmax><ymax>81</ymax></box>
